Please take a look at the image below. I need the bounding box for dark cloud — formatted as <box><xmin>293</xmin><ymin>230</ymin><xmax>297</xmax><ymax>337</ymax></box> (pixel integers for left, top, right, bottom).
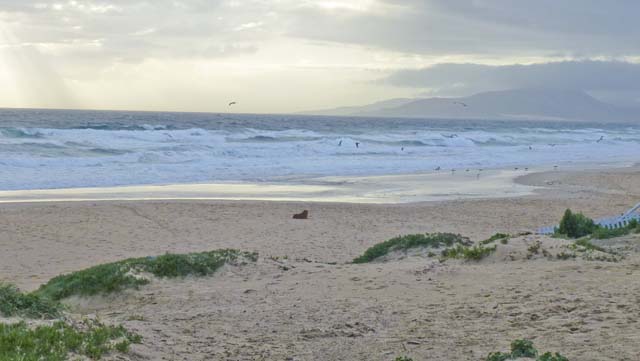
<box><xmin>287</xmin><ymin>0</ymin><xmax>640</xmax><ymax>57</ymax></box>
<box><xmin>384</xmin><ymin>60</ymin><xmax>640</xmax><ymax>106</ymax></box>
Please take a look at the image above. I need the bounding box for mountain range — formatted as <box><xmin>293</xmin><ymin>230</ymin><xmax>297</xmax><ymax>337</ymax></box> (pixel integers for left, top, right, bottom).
<box><xmin>301</xmin><ymin>88</ymin><xmax>640</xmax><ymax>122</ymax></box>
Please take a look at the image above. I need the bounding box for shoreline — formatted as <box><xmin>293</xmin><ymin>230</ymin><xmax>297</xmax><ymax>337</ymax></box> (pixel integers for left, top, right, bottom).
<box><xmin>0</xmin><ymin>162</ymin><xmax>635</xmax><ymax>205</ymax></box>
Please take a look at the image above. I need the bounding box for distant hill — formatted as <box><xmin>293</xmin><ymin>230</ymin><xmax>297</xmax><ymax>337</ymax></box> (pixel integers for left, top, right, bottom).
<box><xmin>302</xmin><ymin>88</ymin><xmax>640</xmax><ymax>122</ymax></box>
<box><xmin>299</xmin><ymin>98</ymin><xmax>415</xmax><ymax>116</ymax></box>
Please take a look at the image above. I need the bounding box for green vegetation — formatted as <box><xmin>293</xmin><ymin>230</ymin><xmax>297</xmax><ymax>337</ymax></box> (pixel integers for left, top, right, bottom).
<box><xmin>538</xmin><ymin>352</ymin><xmax>569</xmax><ymax>361</ymax></box>
<box><xmin>556</xmin><ymin>209</ymin><xmax>596</xmax><ymax>238</ymax></box>
<box><xmin>35</xmin><ymin>249</ymin><xmax>258</xmax><ymax>301</ymax></box>
<box><xmin>527</xmin><ymin>241</ymin><xmax>541</xmax><ymax>256</ymax></box>
<box><xmin>555</xmin><ymin>208</ymin><xmax>640</xmax><ymax>240</ymax></box>
<box><xmin>591</xmin><ymin>218</ymin><xmax>640</xmax><ymax>239</ymax></box>
<box><xmin>0</xmin><ymin>320</ymin><xmax>141</xmax><ymax>360</ymax></box>
<box><xmin>441</xmin><ymin>244</ymin><xmax>497</xmax><ymax>261</ymax></box>
<box><xmin>0</xmin><ymin>283</ymin><xmax>62</xmax><ymax>319</ymax></box>
<box><xmin>353</xmin><ymin>233</ymin><xmax>471</xmax><ymax>263</ymax></box>
<box><xmin>574</xmin><ymin>238</ymin><xmax>606</xmax><ymax>253</ymax></box>
<box><xmin>556</xmin><ymin>251</ymin><xmax>576</xmax><ymax>260</ymax></box>
<box><xmin>487</xmin><ymin>353</ymin><xmax>511</xmax><ymax>361</ymax></box>
<box><xmin>510</xmin><ymin>339</ymin><xmax>538</xmax><ymax>358</ymax></box>
<box><xmin>486</xmin><ymin>339</ymin><xmax>569</xmax><ymax>361</ymax></box>
<box><xmin>481</xmin><ymin>233</ymin><xmax>510</xmax><ymax>245</ymax></box>
<box><xmin>393</xmin><ymin>357</ymin><xmax>414</xmax><ymax>361</ymax></box>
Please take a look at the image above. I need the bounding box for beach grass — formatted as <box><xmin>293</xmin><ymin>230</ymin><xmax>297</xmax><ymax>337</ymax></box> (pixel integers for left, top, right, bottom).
<box><xmin>34</xmin><ymin>249</ymin><xmax>258</xmax><ymax>301</ymax></box>
<box><xmin>486</xmin><ymin>339</ymin><xmax>568</xmax><ymax>361</ymax></box>
<box><xmin>480</xmin><ymin>233</ymin><xmax>510</xmax><ymax>245</ymax></box>
<box><xmin>0</xmin><ymin>283</ymin><xmax>62</xmax><ymax>319</ymax></box>
<box><xmin>352</xmin><ymin>233</ymin><xmax>472</xmax><ymax>263</ymax></box>
<box><xmin>0</xmin><ymin>319</ymin><xmax>141</xmax><ymax>361</ymax></box>
<box><xmin>441</xmin><ymin>243</ymin><xmax>497</xmax><ymax>261</ymax></box>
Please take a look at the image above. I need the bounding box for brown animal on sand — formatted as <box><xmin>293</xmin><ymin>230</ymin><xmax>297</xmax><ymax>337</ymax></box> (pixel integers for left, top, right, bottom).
<box><xmin>293</xmin><ymin>210</ymin><xmax>309</xmax><ymax>219</ymax></box>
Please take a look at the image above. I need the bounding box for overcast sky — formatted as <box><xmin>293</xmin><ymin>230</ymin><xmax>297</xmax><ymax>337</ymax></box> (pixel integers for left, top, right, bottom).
<box><xmin>1</xmin><ymin>0</ymin><xmax>639</xmax><ymax>112</ymax></box>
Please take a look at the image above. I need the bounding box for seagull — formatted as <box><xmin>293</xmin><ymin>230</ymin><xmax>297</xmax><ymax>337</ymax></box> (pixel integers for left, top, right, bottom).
<box><xmin>355</xmin><ymin>142</ymin><xmax>360</xmax><ymax>148</ymax></box>
<box><xmin>228</xmin><ymin>101</ymin><xmax>237</xmax><ymax>106</ymax></box>
<box><xmin>338</xmin><ymin>140</ymin><xmax>342</xmax><ymax>146</ymax></box>
<box><xmin>596</xmin><ymin>136</ymin><xmax>604</xmax><ymax>143</ymax></box>
<box><xmin>442</xmin><ymin>133</ymin><xmax>458</xmax><ymax>138</ymax></box>
<box><xmin>435</xmin><ymin>166</ymin><xmax>441</xmax><ymax>171</ymax></box>
<box><xmin>453</xmin><ymin>101</ymin><xmax>468</xmax><ymax>107</ymax></box>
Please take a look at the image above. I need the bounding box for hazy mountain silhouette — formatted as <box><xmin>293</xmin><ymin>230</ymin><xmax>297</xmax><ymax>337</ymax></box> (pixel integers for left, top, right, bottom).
<box><xmin>303</xmin><ymin>88</ymin><xmax>640</xmax><ymax>122</ymax></box>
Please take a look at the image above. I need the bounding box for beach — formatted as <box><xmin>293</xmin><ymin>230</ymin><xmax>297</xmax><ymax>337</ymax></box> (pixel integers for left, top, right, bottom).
<box><xmin>2</xmin><ymin>166</ymin><xmax>640</xmax><ymax>360</ymax></box>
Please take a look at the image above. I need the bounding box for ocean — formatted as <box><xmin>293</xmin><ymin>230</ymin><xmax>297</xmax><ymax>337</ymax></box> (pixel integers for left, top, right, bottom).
<box><xmin>0</xmin><ymin>108</ymin><xmax>639</xmax><ymax>191</ymax></box>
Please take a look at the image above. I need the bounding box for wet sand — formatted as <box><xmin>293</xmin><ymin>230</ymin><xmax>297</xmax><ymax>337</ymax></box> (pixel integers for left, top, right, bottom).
<box><xmin>1</xmin><ymin>166</ymin><xmax>640</xmax><ymax>360</ymax></box>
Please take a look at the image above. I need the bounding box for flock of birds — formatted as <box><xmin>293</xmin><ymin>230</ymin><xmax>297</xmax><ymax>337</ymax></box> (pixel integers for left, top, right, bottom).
<box><xmin>228</xmin><ymin>100</ymin><xmax>606</xmax><ymax>178</ymax></box>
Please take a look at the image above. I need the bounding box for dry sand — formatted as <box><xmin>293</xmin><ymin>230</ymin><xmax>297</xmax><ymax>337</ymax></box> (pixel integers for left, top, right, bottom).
<box><xmin>2</xmin><ymin>167</ymin><xmax>640</xmax><ymax>360</ymax></box>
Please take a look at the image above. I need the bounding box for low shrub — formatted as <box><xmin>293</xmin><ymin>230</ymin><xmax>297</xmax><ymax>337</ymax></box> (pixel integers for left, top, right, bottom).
<box><xmin>353</xmin><ymin>233</ymin><xmax>471</xmax><ymax>263</ymax></box>
<box><xmin>556</xmin><ymin>209</ymin><xmax>596</xmax><ymax>239</ymax></box>
<box><xmin>0</xmin><ymin>320</ymin><xmax>141</xmax><ymax>360</ymax></box>
<box><xmin>481</xmin><ymin>233</ymin><xmax>510</xmax><ymax>245</ymax></box>
<box><xmin>35</xmin><ymin>249</ymin><xmax>258</xmax><ymax>301</ymax></box>
<box><xmin>510</xmin><ymin>339</ymin><xmax>537</xmax><ymax>358</ymax></box>
<box><xmin>486</xmin><ymin>339</ymin><xmax>569</xmax><ymax>361</ymax></box>
<box><xmin>0</xmin><ymin>283</ymin><xmax>62</xmax><ymax>319</ymax></box>
<box><xmin>442</xmin><ymin>244</ymin><xmax>497</xmax><ymax>261</ymax></box>
<box><xmin>538</xmin><ymin>352</ymin><xmax>569</xmax><ymax>361</ymax></box>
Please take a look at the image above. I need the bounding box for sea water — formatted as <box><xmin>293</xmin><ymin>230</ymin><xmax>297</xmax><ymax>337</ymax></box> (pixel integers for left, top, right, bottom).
<box><xmin>0</xmin><ymin>108</ymin><xmax>639</xmax><ymax>191</ymax></box>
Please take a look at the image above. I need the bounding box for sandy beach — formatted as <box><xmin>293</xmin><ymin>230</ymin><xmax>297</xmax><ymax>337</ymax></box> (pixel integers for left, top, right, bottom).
<box><xmin>2</xmin><ymin>166</ymin><xmax>640</xmax><ymax>360</ymax></box>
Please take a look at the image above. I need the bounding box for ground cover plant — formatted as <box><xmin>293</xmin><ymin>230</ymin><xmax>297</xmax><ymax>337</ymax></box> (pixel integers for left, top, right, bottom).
<box><xmin>480</xmin><ymin>233</ymin><xmax>510</xmax><ymax>245</ymax></box>
<box><xmin>353</xmin><ymin>233</ymin><xmax>498</xmax><ymax>263</ymax></box>
<box><xmin>486</xmin><ymin>339</ymin><xmax>568</xmax><ymax>361</ymax></box>
<box><xmin>0</xmin><ymin>283</ymin><xmax>62</xmax><ymax>319</ymax></box>
<box><xmin>441</xmin><ymin>243</ymin><xmax>497</xmax><ymax>261</ymax></box>
<box><xmin>34</xmin><ymin>249</ymin><xmax>258</xmax><ymax>301</ymax></box>
<box><xmin>353</xmin><ymin>233</ymin><xmax>472</xmax><ymax>263</ymax></box>
<box><xmin>0</xmin><ymin>319</ymin><xmax>141</xmax><ymax>361</ymax></box>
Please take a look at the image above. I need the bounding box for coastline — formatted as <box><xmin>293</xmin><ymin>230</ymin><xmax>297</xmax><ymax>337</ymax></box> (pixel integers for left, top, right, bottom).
<box><xmin>2</xmin><ymin>165</ymin><xmax>640</xmax><ymax>360</ymax></box>
<box><xmin>0</xmin><ymin>167</ymin><xmax>551</xmax><ymax>204</ymax></box>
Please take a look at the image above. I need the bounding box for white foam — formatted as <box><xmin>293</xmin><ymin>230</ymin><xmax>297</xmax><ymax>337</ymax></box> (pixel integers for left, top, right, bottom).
<box><xmin>0</xmin><ymin>124</ymin><xmax>639</xmax><ymax>190</ymax></box>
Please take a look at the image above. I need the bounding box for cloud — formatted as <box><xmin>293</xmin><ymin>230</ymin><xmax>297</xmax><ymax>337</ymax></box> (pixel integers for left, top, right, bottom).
<box><xmin>286</xmin><ymin>0</ymin><xmax>640</xmax><ymax>57</ymax></box>
<box><xmin>0</xmin><ymin>0</ymin><xmax>274</xmax><ymax>63</ymax></box>
<box><xmin>383</xmin><ymin>60</ymin><xmax>640</xmax><ymax>105</ymax></box>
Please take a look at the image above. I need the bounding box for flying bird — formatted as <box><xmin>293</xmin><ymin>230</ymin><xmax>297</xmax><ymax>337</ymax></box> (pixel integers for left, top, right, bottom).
<box><xmin>228</xmin><ymin>101</ymin><xmax>237</xmax><ymax>106</ymax></box>
<box><xmin>596</xmin><ymin>136</ymin><xmax>604</xmax><ymax>143</ymax></box>
<box><xmin>453</xmin><ymin>101</ymin><xmax>468</xmax><ymax>107</ymax></box>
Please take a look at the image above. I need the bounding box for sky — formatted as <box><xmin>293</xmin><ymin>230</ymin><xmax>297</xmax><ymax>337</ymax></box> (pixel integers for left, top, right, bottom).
<box><xmin>1</xmin><ymin>0</ymin><xmax>640</xmax><ymax>113</ymax></box>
